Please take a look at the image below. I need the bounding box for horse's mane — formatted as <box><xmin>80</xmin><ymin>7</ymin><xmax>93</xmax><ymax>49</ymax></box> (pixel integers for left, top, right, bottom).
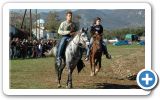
<box><xmin>66</xmin><ymin>31</ymin><xmax>81</xmax><ymax>48</ymax></box>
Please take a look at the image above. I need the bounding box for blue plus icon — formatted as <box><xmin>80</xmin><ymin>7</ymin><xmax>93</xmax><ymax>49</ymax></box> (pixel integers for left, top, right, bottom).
<box><xmin>137</xmin><ymin>69</ymin><xmax>158</xmax><ymax>90</ymax></box>
<box><xmin>142</xmin><ymin>74</ymin><xmax>153</xmax><ymax>85</ymax></box>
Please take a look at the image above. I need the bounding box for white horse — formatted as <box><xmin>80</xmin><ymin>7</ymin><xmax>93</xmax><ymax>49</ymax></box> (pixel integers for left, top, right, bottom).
<box><xmin>53</xmin><ymin>28</ymin><xmax>89</xmax><ymax>88</ymax></box>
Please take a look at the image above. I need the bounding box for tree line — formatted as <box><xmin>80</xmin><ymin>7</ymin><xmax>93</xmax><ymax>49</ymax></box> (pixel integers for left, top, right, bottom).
<box><xmin>10</xmin><ymin>10</ymin><xmax>145</xmax><ymax>40</ymax></box>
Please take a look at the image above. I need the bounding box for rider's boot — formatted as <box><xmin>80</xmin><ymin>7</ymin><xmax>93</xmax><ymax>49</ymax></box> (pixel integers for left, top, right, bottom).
<box><xmin>106</xmin><ymin>53</ymin><xmax>111</xmax><ymax>59</ymax></box>
<box><xmin>56</xmin><ymin>57</ymin><xmax>62</xmax><ymax>66</ymax></box>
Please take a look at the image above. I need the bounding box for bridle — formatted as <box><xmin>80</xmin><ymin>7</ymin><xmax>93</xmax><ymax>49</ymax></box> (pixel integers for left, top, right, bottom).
<box><xmin>72</xmin><ymin>32</ymin><xmax>88</xmax><ymax>48</ymax></box>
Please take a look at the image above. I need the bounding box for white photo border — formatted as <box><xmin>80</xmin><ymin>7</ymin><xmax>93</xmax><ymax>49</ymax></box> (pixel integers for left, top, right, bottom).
<box><xmin>3</xmin><ymin>2</ymin><xmax>151</xmax><ymax>95</ymax></box>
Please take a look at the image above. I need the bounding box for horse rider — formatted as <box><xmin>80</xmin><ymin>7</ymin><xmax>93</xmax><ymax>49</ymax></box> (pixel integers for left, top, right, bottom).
<box><xmin>85</xmin><ymin>17</ymin><xmax>111</xmax><ymax>61</ymax></box>
<box><xmin>56</xmin><ymin>11</ymin><xmax>78</xmax><ymax>65</ymax></box>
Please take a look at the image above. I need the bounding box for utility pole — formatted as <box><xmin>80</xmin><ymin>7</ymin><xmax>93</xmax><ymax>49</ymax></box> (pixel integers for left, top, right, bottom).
<box><xmin>36</xmin><ymin>9</ymin><xmax>37</xmax><ymax>39</ymax></box>
<box><xmin>39</xmin><ymin>16</ymin><xmax>40</xmax><ymax>40</ymax></box>
<box><xmin>29</xmin><ymin>9</ymin><xmax>32</xmax><ymax>40</ymax></box>
<box><xmin>21</xmin><ymin>9</ymin><xmax>27</xmax><ymax>29</ymax></box>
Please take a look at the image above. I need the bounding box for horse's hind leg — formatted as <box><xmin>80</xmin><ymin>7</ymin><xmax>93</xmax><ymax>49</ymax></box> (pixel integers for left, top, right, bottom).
<box><xmin>99</xmin><ymin>58</ymin><xmax>102</xmax><ymax>71</ymax></box>
<box><xmin>57</xmin><ymin>68</ymin><xmax>62</xmax><ymax>88</ymax></box>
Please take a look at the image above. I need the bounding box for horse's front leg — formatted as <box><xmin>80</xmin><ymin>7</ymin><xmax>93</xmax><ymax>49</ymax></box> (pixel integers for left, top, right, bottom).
<box><xmin>55</xmin><ymin>59</ymin><xmax>65</xmax><ymax>88</ymax></box>
<box><xmin>66</xmin><ymin>66</ymin><xmax>74</xmax><ymax>89</ymax></box>
<box><xmin>90</xmin><ymin>56</ymin><xmax>93</xmax><ymax>76</ymax></box>
<box><xmin>90</xmin><ymin>55</ymin><xmax>95</xmax><ymax>76</ymax></box>
<box><xmin>93</xmin><ymin>61</ymin><xmax>96</xmax><ymax>76</ymax></box>
<box><xmin>95</xmin><ymin>57</ymin><xmax>102</xmax><ymax>74</ymax></box>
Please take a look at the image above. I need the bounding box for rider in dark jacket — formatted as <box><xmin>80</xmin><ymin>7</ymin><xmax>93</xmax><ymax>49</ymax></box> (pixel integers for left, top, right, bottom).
<box><xmin>85</xmin><ymin>17</ymin><xmax>111</xmax><ymax>61</ymax></box>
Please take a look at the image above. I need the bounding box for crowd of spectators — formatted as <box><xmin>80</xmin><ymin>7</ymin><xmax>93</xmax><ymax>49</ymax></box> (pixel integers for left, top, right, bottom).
<box><xmin>10</xmin><ymin>37</ymin><xmax>56</xmax><ymax>59</ymax></box>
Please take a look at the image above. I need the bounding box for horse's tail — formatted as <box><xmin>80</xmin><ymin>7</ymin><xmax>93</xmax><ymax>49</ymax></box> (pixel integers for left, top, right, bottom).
<box><xmin>77</xmin><ymin>59</ymin><xmax>85</xmax><ymax>73</ymax></box>
<box><xmin>44</xmin><ymin>46</ymin><xmax>57</xmax><ymax>57</ymax></box>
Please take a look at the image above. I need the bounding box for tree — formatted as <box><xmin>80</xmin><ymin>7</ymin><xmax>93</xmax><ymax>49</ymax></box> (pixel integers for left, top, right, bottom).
<box><xmin>45</xmin><ymin>11</ymin><xmax>61</xmax><ymax>33</ymax></box>
<box><xmin>73</xmin><ymin>14</ymin><xmax>81</xmax><ymax>30</ymax></box>
<box><xmin>103</xmin><ymin>29</ymin><xmax>112</xmax><ymax>39</ymax></box>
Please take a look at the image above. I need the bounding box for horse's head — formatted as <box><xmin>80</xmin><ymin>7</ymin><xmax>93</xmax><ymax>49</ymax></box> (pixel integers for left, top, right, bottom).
<box><xmin>78</xmin><ymin>27</ymin><xmax>89</xmax><ymax>48</ymax></box>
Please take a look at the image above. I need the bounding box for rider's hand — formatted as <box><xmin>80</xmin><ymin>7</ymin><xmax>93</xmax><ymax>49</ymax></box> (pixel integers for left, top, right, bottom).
<box><xmin>95</xmin><ymin>31</ymin><xmax>99</xmax><ymax>35</ymax></box>
<box><xmin>69</xmin><ymin>32</ymin><xmax>75</xmax><ymax>36</ymax></box>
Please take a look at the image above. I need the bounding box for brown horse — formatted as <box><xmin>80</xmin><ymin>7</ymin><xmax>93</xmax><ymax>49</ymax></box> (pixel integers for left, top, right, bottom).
<box><xmin>89</xmin><ymin>34</ymin><xmax>103</xmax><ymax>76</ymax></box>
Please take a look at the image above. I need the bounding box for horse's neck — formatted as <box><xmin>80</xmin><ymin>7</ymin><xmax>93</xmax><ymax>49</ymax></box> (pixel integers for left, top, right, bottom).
<box><xmin>72</xmin><ymin>34</ymin><xmax>79</xmax><ymax>44</ymax></box>
<box><xmin>67</xmin><ymin>35</ymin><xmax>80</xmax><ymax>52</ymax></box>
<box><xmin>93</xmin><ymin>37</ymin><xmax>101</xmax><ymax>47</ymax></box>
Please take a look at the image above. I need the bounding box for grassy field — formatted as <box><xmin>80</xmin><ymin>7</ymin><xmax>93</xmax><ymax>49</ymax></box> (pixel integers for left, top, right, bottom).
<box><xmin>10</xmin><ymin>44</ymin><xmax>144</xmax><ymax>89</ymax></box>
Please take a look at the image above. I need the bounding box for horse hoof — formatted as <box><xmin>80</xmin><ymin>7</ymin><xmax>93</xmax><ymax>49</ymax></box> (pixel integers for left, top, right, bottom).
<box><xmin>90</xmin><ymin>72</ymin><xmax>95</xmax><ymax>76</ymax></box>
<box><xmin>66</xmin><ymin>84</ymin><xmax>72</xmax><ymax>89</ymax></box>
<box><xmin>66</xmin><ymin>86</ymin><xmax>69</xmax><ymax>89</ymax></box>
<box><xmin>66</xmin><ymin>86</ymin><xmax>72</xmax><ymax>89</ymax></box>
<box><xmin>95</xmin><ymin>69</ymin><xmax>99</xmax><ymax>74</ymax></box>
<box><xmin>57</xmin><ymin>84</ymin><xmax>61</xmax><ymax>88</ymax></box>
<box><xmin>90</xmin><ymin>74</ymin><xmax>93</xmax><ymax>76</ymax></box>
